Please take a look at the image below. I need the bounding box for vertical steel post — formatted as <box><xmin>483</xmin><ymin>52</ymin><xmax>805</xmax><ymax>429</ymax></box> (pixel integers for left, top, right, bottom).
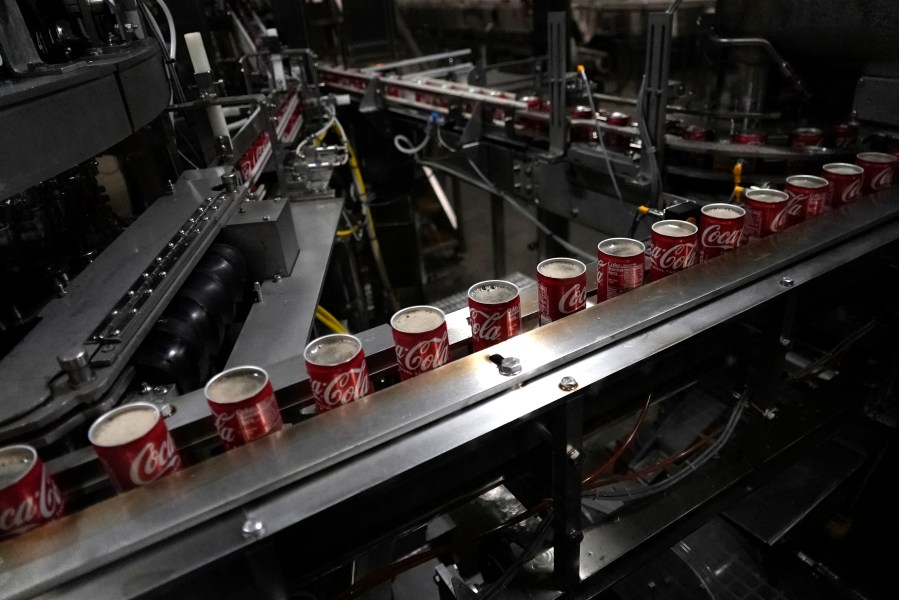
<box><xmin>552</xmin><ymin>394</ymin><xmax>584</xmax><ymax>591</ymax></box>
<box><xmin>642</xmin><ymin>13</ymin><xmax>673</xmax><ymax>207</ymax></box>
<box><xmin>547</xmin><ymin>11</ymin><xmax>568</xmax><ymax>157</ymax></box>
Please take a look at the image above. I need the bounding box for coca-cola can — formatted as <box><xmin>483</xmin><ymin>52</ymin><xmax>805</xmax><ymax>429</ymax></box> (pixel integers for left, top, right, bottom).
<box><xmin>204</xmin><ymin>366</ymin><xmax>284</xmax><ymax>449</ymax></box>
<box><xmin>605</xmin><ymin>112</ymin><xmax>631</xmax><ymax>150</ymax></box>
<box><xmin>649</xmin><ymin>220</ymin><xmax>698</xmax><ymax>281</ymax></box>
<box><xmin>833</xmin><ymin>123</ymin><xmax>857</xmax><ymax>149</ymax></box>
<box><xmin>698</xmin><ymin>203</ymin><xmax>746</xmax><ymax>262</ymax></box>
<box><xmin>791</xmin><ymin>127</ymin><xmax>823</xmax><ymax>149</ymax></box>
<box><xmin>682</xmin><ymin>125</ymin><xmax>711</xmax><ymax>141</ymax></box>
<box><xmin>304</xmin><ymin>334</ymin><xmax>371</xmax><ymax>413</ymax></box>
<box><xmin>537</xmin><ymin>258</ymin><xmax>587</xmax><ymax>325</ymax></box>
<box><xmin>785</xmin><ymin>175</ymin><xmax>830</xmax><ymax>218</ymax></box>
<box><xmin>597</xmin><ymin>238</ymin><xmax>645</xmax><ymax>302</ymax></box>
<box><xmin>88</xmin><ymin>402</ymin><xmax>182</xmax><ymax>492</ymax></box>
<box><xmin>856</xmin><ymin>152</ymin><xmax>898</xmax><ymax>194</ymax></box>
<box><xmin>732</xmin><ymin>130</ymin><xmax>767</xmax><ymax>145</ymax></box>
<box><xmin>0</xmin><ymin>445</ymin><xmax>65</xmax><ymax>539</ymax></box>
<box><xmin>391</xmin><ymin>305</ymin><xmax>449</xmax><ymax>381</ymax></box>
<box><xmin>822</xmin><ymin>163</ymin><xmax>864</xmax><ymax>207</ymax></box>
<box><xmin>467</xmin><ymin>280</ymin><xmax>521</xmax><ymax>351</ymax></box>
<box><xmin>743</xmin><ymin>188</ymin><xmax>791</xmax><ymax>240</ymax></box>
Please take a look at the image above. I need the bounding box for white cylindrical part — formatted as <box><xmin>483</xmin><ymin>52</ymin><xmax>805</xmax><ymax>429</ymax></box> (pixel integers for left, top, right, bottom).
<box><xmin>207</xmin><ymin>106</ymin><xmax>230</xmax><ymax>140</ymax></box>
<box><xmin>184</xmin><ymin>32</ymin><xmax>211</xmax><ymax>73</ymax></box>
<box><xmin>272</xmin><ymin>55</ymin><xmax>286</xmax><ymax>91</ymax></box>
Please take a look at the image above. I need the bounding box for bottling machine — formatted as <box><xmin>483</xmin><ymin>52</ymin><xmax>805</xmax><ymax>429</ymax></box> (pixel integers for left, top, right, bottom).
<box><xmin>0</xmin><ymin>1</ymin><xmax>897</xmax><ymax>599</ymax></box>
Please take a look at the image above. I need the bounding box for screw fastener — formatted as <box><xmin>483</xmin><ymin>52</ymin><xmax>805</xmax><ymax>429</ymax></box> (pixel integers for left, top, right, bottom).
<box><xmin>241</xmin><ymin>519</ymin><xmax>266</xmax><ymax>539</ymax></box>
<box><xmin>559</xmin><ymin>376</ymin><xmax>578</xmax><ymax>391</ymax></box>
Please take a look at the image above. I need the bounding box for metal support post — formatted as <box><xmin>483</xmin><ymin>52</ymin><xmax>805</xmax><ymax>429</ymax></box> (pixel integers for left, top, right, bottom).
<box><xmin>491</xmin><ymin>194</ymin><xmax>507</xmax><ymax>278</ymax></box>
<box><xmin>551</xmin><ymin>393</ymin><xmax>584</xmax><ymax>591</ymax></box>
<box><xmin>547</xmin><ymin>11</ymin><xmax>568</xmax><ymax>157</ymax></box>
<box><xmin>642</xmin><ymin>13</ymin><xmax>673</xmax><ymax>206</ymax></box>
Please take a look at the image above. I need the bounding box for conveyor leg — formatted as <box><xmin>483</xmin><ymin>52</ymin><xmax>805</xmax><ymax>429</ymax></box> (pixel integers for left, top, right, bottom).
<box><xmin>551</xmin><ymin>394</ymin><xmax>584</xmax><ymax>590</ymax></box>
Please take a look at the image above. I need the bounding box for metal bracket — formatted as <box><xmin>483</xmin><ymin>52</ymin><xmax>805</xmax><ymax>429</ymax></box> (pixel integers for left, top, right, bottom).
<box><xmin>359</xmin><ymin>77</ymin><xmax>386</xmax><ymax>113</ymax></box>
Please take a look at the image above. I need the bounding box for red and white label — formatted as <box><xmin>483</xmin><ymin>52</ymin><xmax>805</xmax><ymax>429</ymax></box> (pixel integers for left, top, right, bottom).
<box><xmin>701</xmin><ymin>224</ymin><xmax>742</xmax><ymax>250</ymax></box>
<box><xmin>770</xmin><ymin>196</ymin><xmax>805</xmax><ymax>232</ymax></box>
<box><xmin>0</xmin><ymin>465</ymin><xmax>64</xmax><ymax>537</ymax></box>
<box><xmin>128</xmin><ymin>434</ymin><xmax>181</xmax><ymax>487</ymax></box>
<box><xmin>651</xmin><ymin>242</ymin><xmax>696</xmax><ymax>273</ymax></box>
<box><xmin>395</xmin><ymin>331</ymin><xmax>449</xmax><ymax>377</ymax></box>
<box><xmin>470</xmin><ymin>304</ymin><xmax>522</xmax><ymax>345</ymax></box>
<box><xmin>311</xmin><ymin>366</ymin><xmax>371</xmax><ymax>410</ymax></box>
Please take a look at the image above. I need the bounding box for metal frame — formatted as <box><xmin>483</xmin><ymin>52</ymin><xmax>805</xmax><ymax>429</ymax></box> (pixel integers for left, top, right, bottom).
<box><xmin>3</xmin><ymin>188</ymin><xmax>898</xmax><ymax>599</ymax></box>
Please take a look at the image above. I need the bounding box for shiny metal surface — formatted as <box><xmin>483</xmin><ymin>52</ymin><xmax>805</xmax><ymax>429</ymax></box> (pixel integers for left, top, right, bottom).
<box><xmin>1</xmin><ymin>191</ymin><xmax>897</xmax><ymax>599</ymax></box>
<box><xmin>224</xmin><ymin>198</ymin><xmax>344</xmax><ymax>369</ymax></box>
<box><xmin>0</xmin><ymin>168</ymin><xmax>235</xmax><ymax>440</ymax></box>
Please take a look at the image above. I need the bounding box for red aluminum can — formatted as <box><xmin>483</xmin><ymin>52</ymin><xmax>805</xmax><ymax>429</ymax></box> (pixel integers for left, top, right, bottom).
<box><xmin>732</xmin><ymin>130</ymin><xmax>767</xmax><ymax>145</ymax></box>
<box><xmin>822</xmin><ymin>163</ymin><xmax>864</xmax><ymax>207</ymax></box>
<box><xmin>391</xmin><ymin>305</ymin><xmax>449</xmax><ymax>381</ymax></box>
<box><xmin>0</xmin><ymin>445</ymin><xmax>65</xmax><ymax>539</ymax></box>
<box><xmin>569</xmin><ymin>106</ymin><xmax>597</xmax><ymax>142</ymax></box>
<box><xmin>597</xmin><ymin>238</ymin><xmax>645</xmax><ymax>302</ymax></box>
<box><xmin>649</xmin><ymin>220</ymin><xmax>698</xmax><ymax>281</ymax></box>
<box><xmin>537</xmin><ymin>258</ymin><xmax>587</xmax><ymax>325</ymax></box>
<box><xmin>791</xmin><ymin>127</ymin><xmax>823</xmax><ymax>149</ymax></box>
<box><xmin>743</xmin><ymin>188</ymin><xmax>792</xmax><ymax>240</ymax></box>
<box><xmin>856</xmin><ymin>152</ymin><xmax>898</xmax><ymax>194</ymax></box>
<box><xmin>88</xmin><ymin>402</ymin><xmax>182</xmax><ymax>492</ymax></box>
<box><xmin>204</xmin><ymin>366</ymin><xmax>284</xmax><ymax>449</ymax></box>
<box><xmin>304</xmin><ymin>334</ymin><xmax>371</xmax><ymax>413</ymax></box>
<box><xmin>467</xmin><ymin>280</ymin><xmax>521</xmax><ymax>351</ymax></box>
<box><xmin>833</xmin><ymin>123</ymin><xmax>857</xmax><ymax>149</ymax></box>
<box><xmin>698</xmin><ymin>203</ymin><xmax>746</xmax><ymax>262</ymax></box>
<box><xmin>682</xmin><ymin>125</ymin><xmax>711</xmax><ymax>141</ymax></box>
<box><xmin>785</xmin><ymin>175</ymin><xmax>830</xmax><ymax>218</ymax></box>
<box><xmin>605</xmin><ymin>112</ymin><xmax>631</xmax><ymax>150</ymax></box>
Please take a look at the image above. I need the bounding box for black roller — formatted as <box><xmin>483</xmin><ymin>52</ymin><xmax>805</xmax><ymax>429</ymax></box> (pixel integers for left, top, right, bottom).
<box><xmin>133</xmin><ymin>314</ymin><xmax>210</xmax><ymax>392</ymax></box>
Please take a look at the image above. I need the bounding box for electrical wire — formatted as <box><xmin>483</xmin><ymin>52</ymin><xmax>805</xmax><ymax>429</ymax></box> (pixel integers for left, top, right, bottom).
<box><xmin>315</xmin><ymin>306</ymin><xmax>347</xmax><ymax>334</ymax></box>
<box><xmin>584</xmin><ymin>425</ymin><xmax>723</xmax><ymax>490</ymax></box>
<box><xmin>783</xmin><ymin>320</ymin><xmax>877</xmax><ymax>384</ymax></box>
<box><xmin>581</xmin><ymin>392</ymin><xmax>653</xmax><ymax>487</ymax></box>
<box><xmin>577</xmin><ymin>66</ymin><xmax>625</xmax><ymax>205</ymax></box>
<box><xmin>393</xmin><ymin>130</ymin><xmax>433</xmax><ymax>155</ymax></box>
<box><xmin>177</xmin><ymin>149</ymin><xmax>200</xmax><ymax>170</ymax></box>
<box><xmin>584</xmin><ymin>397</ymin><xmax>745</xmax><ymax>500</ymax></box>
<box><xmin>422</xmin><ymin>156</ymin><xmax>594</xmax><ymax>262</ymax></box>
<box><xmin>328</xmin><ymin>117</ymin><xmax>401</xmax><ymax>313</ymax></box>
<box><xmin>153</xmin><ymin>0</ymin><xmax>176</xmax><ymax>60</ymax></box>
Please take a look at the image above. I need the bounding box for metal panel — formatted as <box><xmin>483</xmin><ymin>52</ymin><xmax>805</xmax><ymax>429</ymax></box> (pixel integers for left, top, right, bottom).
<box><xmin>0</xmin><ymin>42</ymin><xmax>169</xmax><ymax>199</ymax></box>
<box><xmin>853</xmin><ymin>76</ymin><xmax>899</xmax><ymax>126</ymax></box>
<box><xmin>220</xmin><ymin>198</ymin><xmax>300</xmax><ymax>281</ymax></box>
<box><xmin>224</xmin><ymin>198</ymin><xmax>343</xmax><ymax>368</ymax></box>
<box><xmin>0</xmin><ymin>168</ymin><xmax>236</xmax><ymax>438</ymax></box>
<box><xmin>117</xmin><ymin>47</ymin><xmax>171</xmax><ymax>130</ymax></box>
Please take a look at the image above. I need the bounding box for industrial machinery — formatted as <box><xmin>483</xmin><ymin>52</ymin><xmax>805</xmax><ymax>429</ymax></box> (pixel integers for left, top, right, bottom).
<box><xmin>0</xmin><ymin>1</ymin><xmax>897</xmax><ymax>600</ymax></box>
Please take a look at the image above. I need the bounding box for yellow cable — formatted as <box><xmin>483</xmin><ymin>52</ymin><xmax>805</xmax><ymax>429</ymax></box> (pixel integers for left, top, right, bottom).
<box><xmin>329</xmin><ymin>119</ymin><xmax>400</xmax><ymax>312</ymax></box>
<box><xmin>315</xmin><ymin>306</ymin><xmax>347</xmax><ymax>334</ymax></box>
<box><xmin>315</xmin><ymin>312</ymin><xmax>344</xmax><ymax>334</ymax></box>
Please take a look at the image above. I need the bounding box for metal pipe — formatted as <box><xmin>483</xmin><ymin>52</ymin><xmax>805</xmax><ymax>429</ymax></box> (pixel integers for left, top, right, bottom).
<box><xmin>361</xmin><ymin>49</ymin><xmax>472</xmax><ymax>74</ymax></box>
<box><xmin>708</xmin><ymin>35</ymin><xmax>808</xmax><ymax>97</ymax></box>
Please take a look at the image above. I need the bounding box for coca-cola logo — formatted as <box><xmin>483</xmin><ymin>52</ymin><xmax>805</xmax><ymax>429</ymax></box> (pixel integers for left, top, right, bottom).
<box><xmin>215</xmin><ymin>412</ymin><xmax>237</xmax><ymax>445</ymax></box>
<box><xmin>596</xmin><ymin>260</ymin><xmax>605</xmax><ymax>287</ymax></box>
<box><xmin>701</xmin><ymin>224</ymin><xmax>742</xmax><ymax>250</ymax></box>
<box><xmin>128</xmin><ymin>435</ymin><xmax>181</xmax><ymax>486</ymax></box>
<box><xmin>771</xmin><ymin>197</ymin><xmax>804</xmax><ymax>232</ymax></box>
<box><xmin>396</xmin><ymin>331</ymin><xmax>449</xmax><ymax>373</ymax></box>
<box><xmin>0</xmin><ymin>466</ymin><xmax>63</xmax><ymax>535</ymax></box>
<box><xmin>470</xmin><ymin>305</ymin><xmax>521</xmax><ymax>342</ymax></box>
<box><xmin>871</xmin><ymin>168</ymin><xmax>894</xmax><ymax>190</ymax></box>
<box><xmin>558</xmin><ymin>284</ymin><xmax>586</xmax><ymax>314</ymax></box>
<box><xmin>651</xmin><ymin>242</ymin><xmax>695</xmax><ymax>271</ymax></box>
<box><xmin>841</xmin><ymin>179</ymin><xmax>862</xmax><ymax>203</ymax></box>
<box><xmin>311</xmin><ymin>367</ymin><xmax>370</xmax><ymax>409</ymax></box>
